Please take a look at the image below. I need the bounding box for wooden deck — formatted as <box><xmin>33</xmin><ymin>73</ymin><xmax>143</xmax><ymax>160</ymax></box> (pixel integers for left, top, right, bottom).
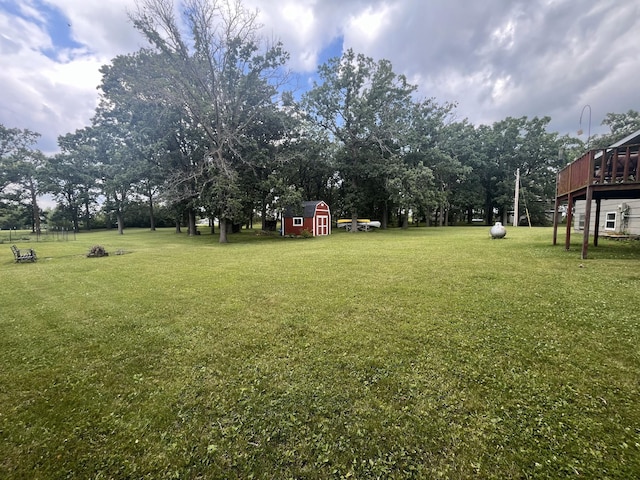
<box><xmin>556</xmin><ymin>144</ymin><xmax>640</xmax><ymax>198</ymax></box>
<box><xmin>553</xmin><ymin>143</ymin><xmax>640</xmax><ymax>259</ymax></box>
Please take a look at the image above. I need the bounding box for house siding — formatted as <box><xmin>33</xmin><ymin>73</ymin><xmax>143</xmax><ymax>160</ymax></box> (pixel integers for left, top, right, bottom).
<box><xmin>574</xmin><ymin>198</ymin><xmax>640</xmax><ymax>235</ymax></box>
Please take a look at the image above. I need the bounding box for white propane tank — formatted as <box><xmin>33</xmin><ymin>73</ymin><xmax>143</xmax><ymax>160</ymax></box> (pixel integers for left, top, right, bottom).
<box><xmin>490</xmin><ymin>222</ymin><xmax>507</xmax><ymax>239</ymax></box>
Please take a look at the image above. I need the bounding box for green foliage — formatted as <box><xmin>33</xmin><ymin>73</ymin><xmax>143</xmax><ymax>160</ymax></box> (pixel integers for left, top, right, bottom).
<box><xmin>46</xmin><ymin>128</ymin><xmax>101</xmax><ymax>231</ymax></box>
<box><xmin>129</xmin><ymin>0</ymin><xmax>290</xmax><ymax>243</ymax></box>
<box><xmin>121</xmin><ymin>201</ymin><xmax>175</xmax><ymax>229</ymax></box>
<box><xmin>303</xmin><ymin>49</ymin><xmax>419</xmax><ymax>218</ymax></box>
<box><xmin>590</xmin><ymin>110</ymin><xmax>640</xmax><ymax>149</ymax></box>
<box><xmin>474</xmin><ymin>116</ymin><xmax>562</xmax><ymax>224</ymax></box>
<box><xmin>0</xmin><ymin>124</ymin><xmax>46</xmax><ymax>232</ymax></box>
<box><xmin>1</xmin><ymin>227</ymin><xmax>640</xmax><ymax>478</ymax></box>
<box><xmin>0</xmin><ymin>201</ymin><xmax>31</xmax><ymax>230</ymax></box>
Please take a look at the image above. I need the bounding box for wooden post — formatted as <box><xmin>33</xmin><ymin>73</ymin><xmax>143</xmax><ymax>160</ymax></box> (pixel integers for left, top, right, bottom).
<box><xmin>594</xmin><ymin>198</ymin><xmax>601</xmax><ymax>247</ymax></box>
<box><xmin>582</xmin><ymin>186</ymin><xmax>593</xmax><ymax>260</ymax></box>
<box><xmin>565</xmin><ymin>193</ymin><xmax>573</xmax><ymax>250</ymax></box>
<box><xmin>552</xmin><ymin>196</ymin><xmax>560</xmax><ymax>245</ymax></box>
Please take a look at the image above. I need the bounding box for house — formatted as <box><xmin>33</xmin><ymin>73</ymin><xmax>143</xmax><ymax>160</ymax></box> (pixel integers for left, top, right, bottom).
<box><xmin>553</xmin><ymin>129</ymin><xmax>640</xmax><ymax>258</ymax></box>
<box><xmin>282</xmin><ymin>200</ymin><xmax>331</xmax><ymax>237</ymax></box>
<box><xmin>573</xmin><ymin>199</ymin><xmax>640</xmax><ymax>236</ymax></box>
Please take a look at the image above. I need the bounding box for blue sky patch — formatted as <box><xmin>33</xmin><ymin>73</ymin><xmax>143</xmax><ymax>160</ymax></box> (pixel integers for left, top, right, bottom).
<box><xmin>1</xmin><ymin>0</ymin><xmax>83</xmax><ymax>61</ymax></box>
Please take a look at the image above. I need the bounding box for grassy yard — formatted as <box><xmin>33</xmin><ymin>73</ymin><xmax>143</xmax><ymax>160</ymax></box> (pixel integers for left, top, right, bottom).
<box><xmin>1</xmin><ymin>226</ymin><xmax>639</xmax><ymax>479</ymax></box>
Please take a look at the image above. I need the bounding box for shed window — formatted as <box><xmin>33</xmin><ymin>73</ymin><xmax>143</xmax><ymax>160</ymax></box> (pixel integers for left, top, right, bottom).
<box><xmin>293</xmin><ymin>217</ymin><xmax>303</xmax><ymax>226</ymax></box>
<box><xmin>605</xmin><ymin>212</ymin><xmax>616</xmax><ymax>231</ymax></box>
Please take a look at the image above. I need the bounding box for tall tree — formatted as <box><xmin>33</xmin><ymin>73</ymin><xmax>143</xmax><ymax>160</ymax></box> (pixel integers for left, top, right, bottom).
<box><xmin>302</xmin><ymin>48</ymin><xmax>417</xmax><ymax>231</ymax></box>
<box><xmin>130</xmin><ymin>0</ymin><xmax>289</xmax><ymax>242</ymax></box>
<box><xmin>433</xmin><ymin>120</ymin><xmax>480</xmax><ymax>226</ymax></box>
<box><xmin>253</xmin><ymin>98</ymin><xmax>336</xmax><ymax>229</ymax></box>
<box><xmin>99</xmin><ymin>51</ymin><xmax>182</xmax><ymax>232</ymax></box>
<box><xmin>477</xmin><ymin>116</ymin><xmax>561</xmax><ymax>225</ymax></box>
<box><xmin>46</xmin><ymin>129</ymin><xmax>100</xmax><ymax>231</ymax></box>
<box><xmin>404</xmin><ymin>100</ymin><xmax>470</xmax><ymax>226</ymax></box>
<box><xmin>386</xmin><ymin>158</ymin><xmax>435</xmax><ymax>228</ymax></box>
<box><xmin>0</xmin><ymin>124</ymin><xmax>46</xmax><ymax>233</ymax></box>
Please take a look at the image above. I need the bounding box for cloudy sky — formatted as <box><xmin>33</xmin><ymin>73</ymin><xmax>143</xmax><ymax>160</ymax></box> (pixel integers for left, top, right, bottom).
<box><xmin>1</xmin><ymin>0</ymin><xmax>639</xmax><ymax>154</ymax></box>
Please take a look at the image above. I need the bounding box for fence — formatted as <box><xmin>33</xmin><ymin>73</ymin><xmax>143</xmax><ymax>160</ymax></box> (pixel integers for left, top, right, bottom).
<box><xmin>0</xmin><ymin>227</ymin><xmax>76</xmax><ymax>243</ymax></box>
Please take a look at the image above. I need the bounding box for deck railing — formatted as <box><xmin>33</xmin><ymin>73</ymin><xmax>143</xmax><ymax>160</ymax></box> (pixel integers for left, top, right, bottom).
<box><xmin>557</xmin><ymin>143</ymin><xmax>640</xmax><ymax>197</ymax></box>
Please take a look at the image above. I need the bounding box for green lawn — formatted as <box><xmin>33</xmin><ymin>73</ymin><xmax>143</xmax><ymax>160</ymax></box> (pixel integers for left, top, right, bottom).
<box><xmin>1</xmin><ymin>226</ymin><xmax>639</xmax><ymax>479</ymax></box>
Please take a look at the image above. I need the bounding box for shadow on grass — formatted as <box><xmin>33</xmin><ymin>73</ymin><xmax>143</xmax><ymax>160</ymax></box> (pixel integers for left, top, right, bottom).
<box><xmin>536</xmin><ymin>238</ymin><xmax>640</xmax><ymax>260</ymax></box>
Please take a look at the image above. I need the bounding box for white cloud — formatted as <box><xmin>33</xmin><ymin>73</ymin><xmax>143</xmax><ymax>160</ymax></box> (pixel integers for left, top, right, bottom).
<box><xmin>1</xmin><ymin>0</ymin><xmax>640</xmax><ymax>155</ymax></box>
<box><xmin>0</xmin><ymin>0</ymin><xmax>145</xmax><ymax>152</ymax></box>
<box><xmin>490</xmin><ymin>19</ymin><xmax>517</xmax><ymax>50</ymax></box>
<box><xmin>280</xmin><ymin>3</ymin><xmax>314</xmax><ymax>39</ymax></box>
<box><xmin>347</xmin><ymin>4</ymin><xmax>392</xmax><ymax>43</ymax></box>
<box><xmin>272</xmin><ymin>2</ymin><xmax>318</xmax><ymax>70</ymax></box>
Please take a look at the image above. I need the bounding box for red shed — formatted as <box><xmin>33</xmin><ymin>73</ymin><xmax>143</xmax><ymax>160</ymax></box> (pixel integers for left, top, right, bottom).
<box><xmin>282</xmin><ymin>200</ymin><xmax>331</xmax><ymax>236</ymax></box>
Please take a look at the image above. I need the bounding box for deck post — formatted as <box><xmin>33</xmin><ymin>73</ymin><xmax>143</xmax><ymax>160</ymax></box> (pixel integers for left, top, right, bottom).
<box><xmin>594</xmin><ymin>198</ymin><xmax>601</xmax><ymax>247</ymax></box>
<box><xmin>564</xmin><ymin>193</ymin><xmax>573</xmax><ymax>250</ymax></box>
<box><xmin>565</xmin><ymin>193</ymin><xmax>573</xmax><ymax>250</ymax></box>
<box><xmin>552</xmin><ymin>173</ymin><xmax>560</xmax><ymax>245</ymax></box>
<box><xmin>581</xmin><ymin>186</ymin><xmax>593</xmax><ymax>259</ymax></box>
<box><xmin>552</xmin><ymin>196</ymin><xmax>560</xmax><ymax>245</ymax></box>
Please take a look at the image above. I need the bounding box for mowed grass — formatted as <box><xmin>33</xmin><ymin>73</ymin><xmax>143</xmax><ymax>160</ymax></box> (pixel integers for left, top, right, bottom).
<box><xmin>1</xmin><ymin>226</ymin><xmax>639</xmax><ymax>479</ymax></box>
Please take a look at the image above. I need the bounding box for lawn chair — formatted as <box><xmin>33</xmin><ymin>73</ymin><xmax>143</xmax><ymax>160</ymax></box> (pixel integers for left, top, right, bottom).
<box><xmin>11</xmin><ymin>245</ymin><xmax>37</xmax><ymax>263</ymax></box>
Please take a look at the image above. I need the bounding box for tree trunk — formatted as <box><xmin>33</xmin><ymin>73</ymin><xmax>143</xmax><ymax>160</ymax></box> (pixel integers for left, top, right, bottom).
<box><xmin>83</xmin><ymin>197</ymin><xmax>91</xmax><ymax>230</ymax></box>
<box><xmin>261</xmin><ymin>201</ymin><xmax>268</xmax><ymax>230</ymax></box>
<box><xmin>350</xmin><ymin>212</ymin><xmax>358</xmax><ymax>233</ymax></box>
<box><xmin>30</xmin><ymin>180</ymin><xmax>41</xmax><ymax>234</ymax></box>
<box><xmin>175</xmin><ymin>217</ymin><xmax>181</xmax><ymax>234</ymax></box>
<box><xmin>72</xmin><ymin>206</ymin><xmax>79</xmax><ymax>232</ymax></box>
<box><xmin>148</xmin><ymin>185</ymin><xmax>156</xmax><ymax>231</ymax></box>
<box><xmin>401</xmin><ymin>209</ymin><xmax>408</xmax><ymax>229</ymax></box>
<box><xmin>116</xmin><ymin>211</ymin><xmax>124</xmax><ymax>235</ymax></box>
<box><xmin>381</xmin><ymin>201</ymin><xmax>388</xmax><ymax>229</ymax></box>
<box><xmin>219</xmin><ymin>218</ymin><xmax>228</xmax><ymax>243</ymax></box>
<box><xmin>485</xmin><ymin>195</ymin><xmax>493</xmax><ymax>225</ymax></box>
<box><xmin>187</xmin><ymin>208</ymin><xmax>197</xmax><ymax>236</ymax></box>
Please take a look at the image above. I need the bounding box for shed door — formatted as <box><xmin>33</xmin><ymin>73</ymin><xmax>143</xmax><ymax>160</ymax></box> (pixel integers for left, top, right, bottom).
<box><xmin>316</xmin><ymin>215</ymin><xmax>329</xmax><ymax>235</ymax></box>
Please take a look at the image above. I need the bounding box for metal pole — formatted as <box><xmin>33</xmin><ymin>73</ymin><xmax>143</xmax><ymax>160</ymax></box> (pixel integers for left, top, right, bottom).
<box><xmin>579</xmin><ymin>105</ymin><xmax>592</xmax><ymax>150</ymax></box>
<box><xmin>513</xmin><ymin>168</ymin><xmax>520</xmax><ymax>227</ymax></box>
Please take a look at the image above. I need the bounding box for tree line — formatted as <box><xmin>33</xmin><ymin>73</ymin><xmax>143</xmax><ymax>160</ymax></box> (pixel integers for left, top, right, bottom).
<box><xmin>1</xmin><ymin>0</ymin><xmax>639</xmax><ymax>242</ymax></box>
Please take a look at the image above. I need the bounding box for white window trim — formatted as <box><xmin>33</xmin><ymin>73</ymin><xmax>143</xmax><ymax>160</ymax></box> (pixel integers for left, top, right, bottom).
<box><xmin>293</xmin><ymin>217</ymin><xmax>303</xmax><ymax>226</ymax></box>
<box><xmin>604</xmin><ymin>211</ymin><xmax>616</xmax><ymax>231</ymax></box>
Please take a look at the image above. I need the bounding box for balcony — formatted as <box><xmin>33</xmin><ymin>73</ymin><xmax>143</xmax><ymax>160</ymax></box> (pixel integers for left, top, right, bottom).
<box><xmin>557</xmin><ymin>144</ymin><xmax>640</xmax><ymax>198</ymax></box>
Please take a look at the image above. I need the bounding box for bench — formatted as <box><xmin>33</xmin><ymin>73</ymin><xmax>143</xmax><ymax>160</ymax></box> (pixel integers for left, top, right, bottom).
<box><xmin>11</xmin><ymin>245</ymin><xmax>37</xmax><ymax>263</ymax></box>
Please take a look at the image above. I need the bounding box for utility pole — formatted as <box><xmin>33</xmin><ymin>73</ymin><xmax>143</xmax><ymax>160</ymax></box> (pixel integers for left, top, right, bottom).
<box><xmin>513</xmin><ymin>168</ymin><xmax>520</xmax><ymax>227</ymax></box>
